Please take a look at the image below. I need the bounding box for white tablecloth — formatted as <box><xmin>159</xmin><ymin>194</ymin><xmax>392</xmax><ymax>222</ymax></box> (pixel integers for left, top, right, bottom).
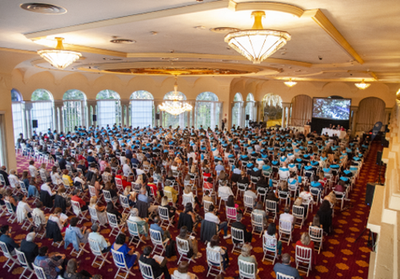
<box><xmin>321</xmin><ymin>128</ymin><xmax>347</xmax><ymax>139</ymax></box>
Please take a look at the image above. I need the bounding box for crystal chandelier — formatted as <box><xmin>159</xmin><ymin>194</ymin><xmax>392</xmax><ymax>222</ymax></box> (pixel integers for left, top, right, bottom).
<box><xmin>224</xmin><ymin>11</ymin><xmax>291</xmax><ymax>64</ymax></box>
<box><xmin>284</xmin><ymin>78</ymin><xmax>297</xmax><ymax>87</ymax></box>
<box><xmin>159</xmin><ymin>76</ymin><xmax>193</xmax><ymax>115</ymax></box>
<box><xmin>354</xmin><ymin>79</ymin><xmax>371</xmax><ymax>90</ymax></box>
<box><xmin>37</xmin><ymin>37</ymin><xmax>81</xmax><ymax>69</ymax></box>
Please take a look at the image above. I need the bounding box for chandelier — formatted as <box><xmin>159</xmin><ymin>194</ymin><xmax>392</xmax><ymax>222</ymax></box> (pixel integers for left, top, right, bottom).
<box><xmin>354</xmin><ymin>79</ymin><xmax>371</xmax><ymax>90</ymax></box>
<box><xmin>159</xmin><ymin>76</ymin><xmax>193</xmax><ymax>115</ymax></box>
<box><xmin>224</xmin><ymin>11</ymin><xmax>291</xmax><ymax>64</ymax></box>
<box><xmin>37</xmin><ymin>37</ymin><xmax>81</xmax><ymax>69</ymax></box>
<box><xmin>284</xmin><ymin>78</ymin><xmax>297</xmax><ymax>87</ymax></box>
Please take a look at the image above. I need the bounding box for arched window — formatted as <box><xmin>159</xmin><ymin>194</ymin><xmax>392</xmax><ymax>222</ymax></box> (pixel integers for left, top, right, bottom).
<box><xmin>11</xmin><ymin>89</ymin><xmax>24</xmax><ymax>143</ymax></box>
<box><xmin>130</xmin><ymin>90</ymin><xmax>154</xmax><ymax>128</ymax></box>
<box><xmin>356</xmin><ymin>97</ymin><xmax>386</xmax><ymax>132</ymax></box>
<box><xmin>195</xmin><ymin>92</ymin><xmax>221</xmax><ymax>129</ymax></box>
<box><xmin>262</xmin><ymin>93</ymin><xmax>283</xmax><ymax>127</ymax></box>
<box><xmin>96</xmin><ymin>90</ymin><xmax>121</xmax><ymax>128</ymax></box>
<box><xmin>232</xmin><ymin>93</ymin><xmax>243</xmax><ymax>128</ymax></box>
<box><xmin>31</xmin><ymin>89</ymin><xmax>54</xmax><ymax>135</ymax></box>
<box><xmin>161</xmin><ymin>91</ymin><xmax>188</xmax><ymax>128</ymax></box>
<box><xmin>63</xmin><ymin>90</ymin><xmax>87</xmax><ymax>132</ymax></box>
<box><xmin>245</xmin><ymin>93</ymin><xmax>256</xmax><ymax>126</ymax></box>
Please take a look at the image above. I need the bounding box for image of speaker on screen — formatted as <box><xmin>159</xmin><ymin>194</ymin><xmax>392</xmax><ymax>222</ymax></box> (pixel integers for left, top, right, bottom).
<box><xmin>312</xmin><ymin>98</ymin><xmax>351</xmax><ymax>120</ymax></box>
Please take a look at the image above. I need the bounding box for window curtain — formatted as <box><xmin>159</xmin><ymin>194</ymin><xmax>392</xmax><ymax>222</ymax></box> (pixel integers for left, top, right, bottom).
<box><xmin>291</xmin><ymin>95</ymin><xmax>312</xmax><ymax>126</ymax></box>
<box><xmin>356</xmin><ymin>98</ymin><xmax>386</xmax><ymax>132</ymax></box>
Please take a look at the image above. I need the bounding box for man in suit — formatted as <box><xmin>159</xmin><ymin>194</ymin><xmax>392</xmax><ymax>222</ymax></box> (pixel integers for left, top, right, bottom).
<box><xmin>20</xmin><ymin>232</ymin><xmax>39</xmax><ymax>268</ymax></box>
<box><xmin>139</xmin><ymin>246</ymin><xmax>171</xmax><ymax>279</ymax></box>
<box><xmin>231</xmin><ymin>213</ymin><xmax>252</xmax><ymax>243</ymax></box>
<box><xmin>273</xmin><ymin>253</ymin><xmax>303</xmax><ymax>279</ymax></box>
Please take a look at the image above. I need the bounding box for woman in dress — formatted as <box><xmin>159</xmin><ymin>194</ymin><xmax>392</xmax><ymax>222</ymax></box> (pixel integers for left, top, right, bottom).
<box><xmin>111</xmin><ymin>233</ymin><xmax>140</xmax><ymax>268</ymax></box>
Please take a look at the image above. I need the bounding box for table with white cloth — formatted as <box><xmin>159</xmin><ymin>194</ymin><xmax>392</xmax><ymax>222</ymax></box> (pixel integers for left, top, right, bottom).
<box><xmin>321</xmin><ymin>128</ymin><xmax>347</xmax><ymax>139</ymax></box>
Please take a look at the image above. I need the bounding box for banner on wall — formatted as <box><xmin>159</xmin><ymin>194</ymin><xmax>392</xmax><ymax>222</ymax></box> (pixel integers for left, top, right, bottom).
<box><xmin>371</xmin><ymin>121</ymin><xmax>383</xmax><ymax>141</ymax></box>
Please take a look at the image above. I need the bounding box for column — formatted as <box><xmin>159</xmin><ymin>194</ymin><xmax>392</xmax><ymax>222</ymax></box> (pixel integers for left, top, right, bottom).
<box><xmin>241</xmin><ymin>101</ymin><xmax>245</xmax><ymax>128</ymax></box>
<box><xmin>189</xmin><ymin>100</ymin><xmax>196</xmax><ymax>128</ymax></box>
<box><xmin>86</xmin><ymin>99</ymin><xmax>97</xmax><ymax>127</ymax></box>
<box><xmin>81</xmin><ymin>101</ymin><xmax>87</xmax><ymax>128</ymax></box>
<box><xmin>120</xmin><ymin>99</ymin><xmax>130</xmax><ymax>127</ymax></box>
<box><xmin>154</xmin><ymin>101</ymin><xmax>162</xmax><ymax>127</ymax></box>
<box><xmin>53</xmin><ymin>100</ymin><xmax>64</xmax><ymax>132</ymax></box>
<box><xmin>281</xmin><ymin>102</ymin><xmax>291</xmax><ymax>128</ymax></box>
<box><xmin>350</xmin><ymin>106</ymin><xmax>358</xmax><ymax>136</ymax></box>
<box><xmin>254</xmin><ymin>101</ymin><xmax>259</xmax><ymax>122</ymax></box>
<box><xmin>22</xmin><ymin>102</ymin><xmax>33</xmax><ymax>137</ymax></box>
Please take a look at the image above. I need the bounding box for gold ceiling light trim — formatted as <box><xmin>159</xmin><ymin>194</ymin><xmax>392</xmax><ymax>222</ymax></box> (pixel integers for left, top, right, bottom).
<box><xmin>354</xmin><ymin>79</ymin><xmax>371</xmax><ymax>90</ymax></box>
<box><xmin>303</xmin><ymin>9</ymin><xmax>364</xmax><ymax>64</ymax></box>
<box><xmin>37</xmin><ymin>37</ymin><xmax>81</xmax><ymax>69</ymax></box>
<box><xmin>103</xmin><ymin>67</ymin><xmax>253</xmax><ymax>76</ymax></box>
<box><xmin>228</xmin><ymin>0</ymin><xmax>304</xmax><ymax>17</ymax></box>
<box><xmin>224</xmin><ymin>11</ymin><xmax>291</xmax><ymax>64</ymax></box>
<box><xmin>284</xmin><ymin>78</ymin><xmax>297</xmax><ymax>87</ymax></box>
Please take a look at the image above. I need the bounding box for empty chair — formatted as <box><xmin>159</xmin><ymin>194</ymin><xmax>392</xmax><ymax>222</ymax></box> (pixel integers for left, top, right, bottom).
<box><xmin>231</xmin><ymin>227</ymin><xmax>244</xmax><ymax>254</ymax></box>
<box><xmin>262</xmin><ymin>233</ymin><xmax>278</xmax><ymax>264</ymax></box>
<box><xmin>279</xmin><ymin>219</ymin><xmax>293</xmax><ymax>246</ymax></box>
<box><xmin>238</xmin><ymin>259</ymin><xmax>256</xmax><ymax>279</ymax></box>
<box><xmin>88</xmin><ymin>238</ymin><xmax>112</xmax><ymax>270</ymax></box>
<box><xmin>111</xmin><ymin>249</ymin><xmax>136</xmax><ymax>279</ymax></box>
<box><xmin>15</xmin><ymin>248</ymin><xmax>34</xmax><ymax>279</ymax></box>
<box><xmin>295</xmin><ymin>245</ymin><xmax>313</xmax><ymax>277</ymax></box>
<box><xmin>0</xmin><ymin>240</ymin><xmax>18</xmax><ymax>271</ymax></box>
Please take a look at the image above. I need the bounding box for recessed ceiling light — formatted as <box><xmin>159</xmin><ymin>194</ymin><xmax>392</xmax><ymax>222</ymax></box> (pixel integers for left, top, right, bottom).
<box><xmin>103</xmin><ymin>58</ymin><xmax>123</xmax><ymax>61</ymax></box>
<box><xmin>110</xmin><ymin>39</ymin><xmax>136</xmax><ymax>44</ymax></box>
<box><xmin>150</xmin><ymin>31</ymin><xmax>158</xmax><ymax>35</ymax></box>
<box><xmin>194</xmin><ymin>26</ymin><xmax>205</xmax><ymax>30</ymax></box>
<box><xmin>20</xmin><ymin>3</ymin><xmax>67</xmax><ymax>14</ymax></box>
<box><xmin>210</xmin><ymin>27</ymin><xmax>239</xmax><ymax>33</ymax></box>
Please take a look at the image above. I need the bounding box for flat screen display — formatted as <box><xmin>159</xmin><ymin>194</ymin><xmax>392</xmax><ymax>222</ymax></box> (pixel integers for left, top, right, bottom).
<box><xmin>312</xmin><ymin>98</ymin><xmax>351</xmax><ymax>120</ymax></box>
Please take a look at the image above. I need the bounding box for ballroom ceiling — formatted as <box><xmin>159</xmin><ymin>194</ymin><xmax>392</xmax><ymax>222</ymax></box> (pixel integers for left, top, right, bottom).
<box><xmin>0</xmin><ymin>0</ymin><xmax>399</xmax><ymax>83</ymax></box>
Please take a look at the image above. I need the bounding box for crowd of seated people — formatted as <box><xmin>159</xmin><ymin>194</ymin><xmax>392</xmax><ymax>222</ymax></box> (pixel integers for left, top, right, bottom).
<box><xmin>0</xmin><ymin>123</ymin><xmax>369</xmax><ymax>278</ymax></box>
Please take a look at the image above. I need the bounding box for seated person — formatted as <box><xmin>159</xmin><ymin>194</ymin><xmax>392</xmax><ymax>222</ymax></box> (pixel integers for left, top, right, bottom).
<box><xmin>34</xmin><ymin>246</ymin><xmax>66</xmax><ymax>279</ymax></box>
<box><xmin>111</xmin><ymin>233</ymin><xmax>140</xmax><ymax>268</ymax></box>
<box><xmin>139</xmin><ymin>246</ymin><xmax>171</xmax><ymax>279</ymax></box>
<box><xmin>20</xmin><ymin>232</ymin><xmax>39</xmax><ymax>268</ymax></box>
<box><xmin>177</xmin><ymin>226</ymin><xmax>201</xmax><ymax>259</ymax></box>
<box><xmin>279</xmin><ymin>206</ymin><xmax>294</xmax><ymax>229</ymax></box>
<box><xmin>207</xmin><ymin>235</ymin><xmax>229</xmax><ymax>270</ymax></box>
<box><xmin>106</xmin><ymin>202</ymin><xmax>123</xmax><ymax>223</ymax></box>
<box><xmin>273</xmin><ymin>253</ymin><xmax>302</xmax><ymax>279</ymax></box>
<box><xmin>173</xmin><ymin>261</ymin><xmax>198</xmax><ymax>279</ymax></box>
<box><xmin>71</xmin><ymin>189</ymin><xmax>88</xmax><ymax>211</ymax></box>
<box><xmin>88</xmin><ymin>224</ymin><xmax>111</xmax><ymax>253</ymax></box>
<box><xmin>296</xmin><ymin>232</ymin><xmax>316</xmax><ymax>264</ymax></box>
<box><xmin>232</xmin><ymin>213</ymin><xmax>252</xmax><ymax>243</ymax></box>
<box><xmin>0</xmin><ymin>225</ymin><xmax>20</xmax><ymax>255</ymax></box>
<box><xmin>238</xmin><ymin>244</ymin><xmax>258</xmax><ymax>274</ymax></box>
<box><xmin>128</xmin><ymin>208</ymin><xmax>149</xmax><ymax>238</ymax></box>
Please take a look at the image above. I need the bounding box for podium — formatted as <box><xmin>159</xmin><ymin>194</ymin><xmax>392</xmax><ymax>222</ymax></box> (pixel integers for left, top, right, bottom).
<box><xmin>304</xmin><ymin>125</ymin><xmax>311</xmax><ymax>135</ymax></box>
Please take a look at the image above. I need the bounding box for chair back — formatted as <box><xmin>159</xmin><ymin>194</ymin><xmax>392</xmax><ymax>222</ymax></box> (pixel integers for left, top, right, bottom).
<box><xmin>292</xmin><ymin>205</ymin><xmax>305</xmax><ymax>219</ymax></box>
<box><xmin>237</xmin><ymin>183</ymin><xmax>247</xmax><ymax>191</ymax></box>
<box><xmin>243</xmin><ymin>194</ymin><xmax>255</xmax><ymax>209</ymax></box>
<box><xmin>276</xmin><ymin>272</ymin><xmax>295</xmax><ymax>279</ymax></box>
<box><xmin>182</xmin><ymin>194</ymin><xmax>194</xmax><ymax>208</ymax></box>
<box><xmin>279</xmin><ymin>219</ymin><xmax>292</xmax><ymax>234</ymax></box>
<box><xmin>238</xmin><ymin>259</ymin><xmax>256</xmax><ymax>278</ymax></box>
<box><xmin>88</xmin><ymin>206</ymin><xmax>99</xmax><ymax>222</ymax></box>
<box><xmin>71</xmin><ymin>200</ymin><xmax>82</xmax><ymax>216</ymax></box>
<box><xmin>32</xmin><ymin>264</ymin><xmax>47</xmax><ymax>279</ymax></box>
<box><xmin>115</xmin><ymin>178</ymin><xmax>123</xmax><ymax>189</ymax></box>
<box><xmin>231</xmin><ymin>226</ymin><xmax>244</xmax><ymax>244</ymax></box>
<box><xmin>0</xmin><ymin>241</ymin><xmax>12</xmax><ymax>258</ymax></box>
<box><xmin>309</xmin><ymin>225</ymin><xmax>323</xmax><ymax>242</ymax></box>
<box><xmin>39</xmin><ymin>170</ymin><xmax>47</xmax><ymax>183</ymax></box>
<box><xmin>164</xmin><ymin>189</ymin><xmax>174</xmax><ymax>203</ymax></box>
<box><xmin>149</xmin><ymin>229</ymin><xmax>163</xmax><ymax>246</ymax></box>
<box><xmin>111</xmin><ymin>248</ymin><xmax>129</xmax><ymax>269</ymax></box>
<box><xmin>19</xmin><ymin>181</ymin><xmax>28</xmax><ymax>194</ymax></box>
<box><xmin>266</xmin><ymin>200</ymin><xmax>277</xmax><ymax>212</ymax></box>
<box><xmin>107</xmin><ymin>212</ymin><xmax>119</xmax><ymax>229</ymax></box>
<box><xmin>158</xmin><ymin>206</ymin><xmax>170</xmax><ymax>222</ymax></box>
<box><xmin>251</xmin><ymin>212</ymin><xmax>264</xmax><ymax>230</ymax></box>
<box><xmin>295</xmin><ymin>245</ymin><xmax>312</xmax><ymax>263</ymax></box>
<box><xmin>176</xmin><ymin>237</ymin><xmax>190</xmax><ymax>254</ymax></box>
<box><xmin>5</xmin><ymin>200</ymin><xmax>15</xmax><ymax>214</ymax></box>
<box><xmin>257</xmin><ymin>187</ymin><xmax>267</xmax><ymax>197</ymax></box>
<box><xmin>88</xmin><ymin>238</ymin><xmax>102</xmax><ymax>256</ymax></box>
<box><xmin>127</xmin><ymin>220</ymin><xmax>140</xmax><ymax>237</ymax></box>
<box><xmin>226</xmin><ymin>206</ymin><xmax>237</xmax><ymax>220</ymax></box>
<box><xmin>33</xmin><ymin>213</ymin><xmax>43</xmax><ymax>227</ymax></box>
<box><xmin>88</xmin><ymin>185</ymin><xmax>97</xmax><ymax>198</ymax></box>
<box><xmin>263</xmin><ymin>233</ymin><xmax>277</xmax><ymax>252</ymax></box>
<box><xmin>139</xmin><ymin>260</ymin><xmax>155</xmax><ymax>279</ymax></box>
<box><xmin>206</xmin><ymin>247</ymin><xmax>222</xmax><ymax>266</ymax></box>
<box><xmin>119</xmin><ymin>194</ymin><xmax>130</xmax><ymax>209</ymax></box>
<box><xmin>203</xmin><ymin>200</ymin><xmax>213</xmax><ymax>213</ymax></box>
<box><xmin>0</xmin><ymin>174</ymin><xmax>5</xmax><ymax>185</ymax></box>
<box><xmin>15</xmin><ymin>248</ymin><xmax>29</xmax><ymax>267</ymax></box>
<box><xmin>103</xmin><ymin>189</ymin><xmax>113</xmax><ymax>203</ymax></box>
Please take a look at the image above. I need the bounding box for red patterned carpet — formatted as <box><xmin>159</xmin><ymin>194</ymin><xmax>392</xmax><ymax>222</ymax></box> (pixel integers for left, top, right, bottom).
<box><xmin>0</xmin><ymin>144</ymin><xmax>384</xmax><ymax>279</ymax></box>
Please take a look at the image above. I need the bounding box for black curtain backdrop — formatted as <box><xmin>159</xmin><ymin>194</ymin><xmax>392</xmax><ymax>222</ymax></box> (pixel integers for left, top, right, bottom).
<box><xmin>311</xmin><ymin>118</ymin><xmax>350</xmax><ymax>134</ymax></box>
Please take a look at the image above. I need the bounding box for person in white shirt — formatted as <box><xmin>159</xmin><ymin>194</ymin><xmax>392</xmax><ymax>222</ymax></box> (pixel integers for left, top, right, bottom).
<box><xmin>88</xmin><ymin>224</ymin><xmax>111</xmax><ymax>252</ymax></box>
<box><xmin>120</xmin><ymin>153</ymin><xmax>127</xmax><ymax>166</ymax></box>
<box><xmin>73</xmin><ymin>173</ymin><xmax>86</xmax><ymax>188</ymax></box>
<box><xmin>8</xmin><ymin>170</ymin><xmax>20</xmax><ymax>190</ymax></box>
<box><xmin>32</xmin><ymin>201</ymin><xmax>47</xmax><ymax>226</ymax></box>
<box><xmin>16</xmin><ymin>194</ymin><xmax>33</xmax><ymax>223</ymax></box>
<box><xmin>122</xmin><ymin>163</ymin><xmax>133</xmax><ymax>177</ymax></box>
<box><xmin>173</xmin><ymin>261</ymin><xmax>198</xmax><ymax>279</ymax></box>
<box><xmin>279</xmin><ymin>206</ymin><xmax>294</xmax><ymax>228</ymax></box>
<box><xmin>204</xmin><ymin>204</ymin><xmax>230</xmax><ymax>239</ymax></box>
<box><xmin>218</xmin><ymin>181</ymin><xmax>234</xmax><ymax>201</ymax></box>
<box><xmin>41</xmin><ymin>182</ymin><xmax>55</xmax><ymax>196</ymax></box>
<box><xmin>28</xmin><ymin>160</ymin><xmax>38</xmax><ymax>178</ymax></box>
